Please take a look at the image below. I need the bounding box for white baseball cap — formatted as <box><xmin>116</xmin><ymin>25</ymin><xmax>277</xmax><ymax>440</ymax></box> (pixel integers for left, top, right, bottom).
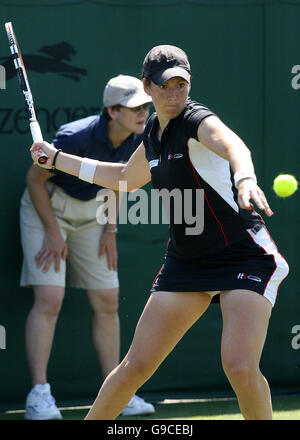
<box><xmin>103</xmin><ymin>75</ymin><xmax>152</xmax><ymax>108</ymax></box>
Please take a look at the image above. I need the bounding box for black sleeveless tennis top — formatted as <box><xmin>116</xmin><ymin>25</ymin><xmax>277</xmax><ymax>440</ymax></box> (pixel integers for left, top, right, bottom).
<box><xmin>143</xmin><ymin>99</ymin><xmax>263</xmax><ymax>259</ymax></box>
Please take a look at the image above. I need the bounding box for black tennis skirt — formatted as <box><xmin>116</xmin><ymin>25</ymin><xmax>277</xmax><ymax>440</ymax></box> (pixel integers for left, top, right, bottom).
<box><xmin>151</xmin><ymin>226</ymin><xmax>289</xmax><ymax>307</ymax></box>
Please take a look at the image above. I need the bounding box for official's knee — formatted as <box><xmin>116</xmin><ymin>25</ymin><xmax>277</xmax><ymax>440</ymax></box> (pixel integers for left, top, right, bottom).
<box><xmin>103</xmin><ymin>291</ymin><xmax>119</xmax><ymax>315</ymax></box>
<box><xmin>34</xmin><ymin>291</ymin><xmax>64</xmax><ymax>317</ymax></box>
<box><xmin>90</xmin><ymin>288</ymin><xmax>119</xmax><ymax>316</ymax></box>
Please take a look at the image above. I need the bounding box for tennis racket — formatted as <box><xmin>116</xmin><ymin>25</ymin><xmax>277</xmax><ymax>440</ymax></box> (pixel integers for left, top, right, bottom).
<box><xmin>5</xmin><ymin>22</ymin><xmax>48</xmax><ymax>164</ymax></box>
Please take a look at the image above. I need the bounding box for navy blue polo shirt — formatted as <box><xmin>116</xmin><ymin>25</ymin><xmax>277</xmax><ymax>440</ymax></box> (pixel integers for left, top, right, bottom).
<box><xmin>143</xmin><ymin>99</ymin><xmax>263</xmax><ymax>258</ymax></box>
<box><xmin>50</xmin><ymin>113</ymin><xmax>142</xmax><ymax>200</ymax></box>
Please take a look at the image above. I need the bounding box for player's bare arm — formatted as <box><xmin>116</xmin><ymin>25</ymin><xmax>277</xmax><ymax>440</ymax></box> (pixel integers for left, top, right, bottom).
<box><xmin>197</xmin><ymin>115</ymin><xmax>273</xmax><ymax>217</ymax></box>
<box><xmin>118</xmin><ymin>142</ymin><xmax>151</xmax><ymax>191</ymax></box>
<box><xmin>30</xmin><ymin>141</ymin><xmax>151</xmax><ymax>192</ymax></box>
<box><xmin>197</xmin><ymin>115</ymin><xmax>254</xmax><ymax>171</ymax></box>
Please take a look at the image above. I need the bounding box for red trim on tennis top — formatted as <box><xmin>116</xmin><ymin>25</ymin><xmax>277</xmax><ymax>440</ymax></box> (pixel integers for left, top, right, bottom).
<box><xmin>152</xmin><ymin>264</ymin><xmax>163</xmax><ymax>287</ymax></box>
<box><xmin>186</xmin><ymin>138</ymin><xmax>229</xmax><ymax>247</ymax></box>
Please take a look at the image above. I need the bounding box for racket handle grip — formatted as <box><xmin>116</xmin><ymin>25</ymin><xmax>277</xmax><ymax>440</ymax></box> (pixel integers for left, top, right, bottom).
<box><xmin>30</xmin><ymin>120</ymin><xmax>48</xmax><ymax>164</ymax></box>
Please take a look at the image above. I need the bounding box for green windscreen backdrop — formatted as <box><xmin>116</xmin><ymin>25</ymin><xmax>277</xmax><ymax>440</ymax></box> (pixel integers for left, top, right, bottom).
<box><xmin>0</xmin><ymin>0</ymin><xmax>299</xmax><ymax>409</ymax></box>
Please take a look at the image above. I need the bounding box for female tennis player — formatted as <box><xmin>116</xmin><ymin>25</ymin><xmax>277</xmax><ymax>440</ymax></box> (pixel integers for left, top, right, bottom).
<box><xmin>30</xmin><ymin>45</ymin><xmax>289</xmax><ymax>420</ymax></box>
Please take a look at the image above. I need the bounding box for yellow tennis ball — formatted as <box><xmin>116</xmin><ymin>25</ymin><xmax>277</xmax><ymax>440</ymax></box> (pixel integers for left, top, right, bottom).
<box><xmin>273</xmin><ymin>174</ymin><xmax>298</xmax><ymax>197</ymax></box>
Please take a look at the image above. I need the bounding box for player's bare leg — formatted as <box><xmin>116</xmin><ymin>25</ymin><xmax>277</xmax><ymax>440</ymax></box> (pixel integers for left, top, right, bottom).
<box><xmin>85</xmin><ymin>290</ymin><xmax>211</xmax><ymax>420</ymax></box>
<box><xmin>25</xmin><ymin>286</ymin><xmax>65</xmax><ymax>385</ymax></box>
<box><xmin>86</xmin><ymin>288</ymin><xmax>120</xmax><ymax>378</ymax></box>
<box><xmin>220</xmin><ymin>289</ymin><xmax>273</xmax><ymax>420</ymax></box>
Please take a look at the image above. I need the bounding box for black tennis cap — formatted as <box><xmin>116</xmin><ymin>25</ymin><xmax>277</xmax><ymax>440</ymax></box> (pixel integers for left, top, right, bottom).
<box><xmin>143</xmin><ymin>45</ymin><xmax>191</xmax><ymax>85</ymax></box>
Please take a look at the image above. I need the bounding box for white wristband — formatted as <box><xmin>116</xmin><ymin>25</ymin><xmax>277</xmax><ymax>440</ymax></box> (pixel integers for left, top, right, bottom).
<box><xmin>234</xmin><ymin>170</ymin><xmax>257</xmax><ymax>189</ymax></box>
<box><xmin>78</xmin><ymin>158</ymin><xmax>98</xmax><ymax>184</ymax></box>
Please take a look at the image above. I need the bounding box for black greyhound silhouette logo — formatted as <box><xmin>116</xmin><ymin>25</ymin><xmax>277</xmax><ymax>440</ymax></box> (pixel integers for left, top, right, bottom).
<box><xmin>0</xmin><ymin>42</ymin><xmax>87</xmax><ymax>82</ymax></box>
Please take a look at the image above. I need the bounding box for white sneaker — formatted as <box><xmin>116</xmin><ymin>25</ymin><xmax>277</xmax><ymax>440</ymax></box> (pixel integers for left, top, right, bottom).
<box><xmin>25</xmin><ymin>383</ymin><xmax>62</xmax><ymax>420</ymax></box>
<box><xmin>121</xmin><ymin>395</ymin><xmax>155</xmax><ymax>416</ymax></box>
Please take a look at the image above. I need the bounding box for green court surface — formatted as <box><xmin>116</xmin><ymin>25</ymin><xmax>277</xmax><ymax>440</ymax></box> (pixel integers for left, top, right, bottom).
<box><xmin>0</xmin><ymin>395</ymin><xmax>299</xmax><ymax>421</ymax></box>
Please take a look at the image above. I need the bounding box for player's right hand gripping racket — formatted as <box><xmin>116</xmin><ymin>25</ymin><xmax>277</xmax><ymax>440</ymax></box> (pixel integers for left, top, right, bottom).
<box><xmin>5</xmin><ymin>22</ymin><xmax>48</xmax><ymax>164</ymax></box>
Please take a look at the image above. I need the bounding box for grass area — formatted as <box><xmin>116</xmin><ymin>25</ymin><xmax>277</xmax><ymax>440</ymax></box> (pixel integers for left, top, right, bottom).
<box><xmin>0</xmin><ymin>395</ymin><xmax>299</xmax><ymax>421</ymax></box>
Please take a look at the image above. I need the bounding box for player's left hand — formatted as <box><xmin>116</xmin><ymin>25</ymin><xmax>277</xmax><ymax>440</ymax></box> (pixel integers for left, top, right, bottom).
<box><xmin>99</xmin><ymin>229</ymin><xmax>118</xmax><ymax>271</ymax></box>
<box><xmin>237</xmin><ymin>178</ymin><xmax>274</xmax><ymax>217</ymax></box>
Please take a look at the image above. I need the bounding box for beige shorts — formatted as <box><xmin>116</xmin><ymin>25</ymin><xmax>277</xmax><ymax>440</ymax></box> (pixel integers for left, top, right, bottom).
<box><xmin>19</xmin><ymin>182</ymin><xmax>119</xmax><ymax>290</ymax></box>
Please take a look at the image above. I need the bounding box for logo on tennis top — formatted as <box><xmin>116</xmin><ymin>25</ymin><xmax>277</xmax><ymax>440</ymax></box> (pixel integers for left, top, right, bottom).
<box><xmin>0</xmin><ymin>42</ymin><xmax>87</xmax><ymax>82</ymax></box>
<box><xmin>168</xmin><ymin>153</ymin><xmax>183</xmax><ymax>160</ymax></box>
<box><xmin>237</xmin><ymin>273</ymin><xmax>262</xmax><ymax>282</ymax></box>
